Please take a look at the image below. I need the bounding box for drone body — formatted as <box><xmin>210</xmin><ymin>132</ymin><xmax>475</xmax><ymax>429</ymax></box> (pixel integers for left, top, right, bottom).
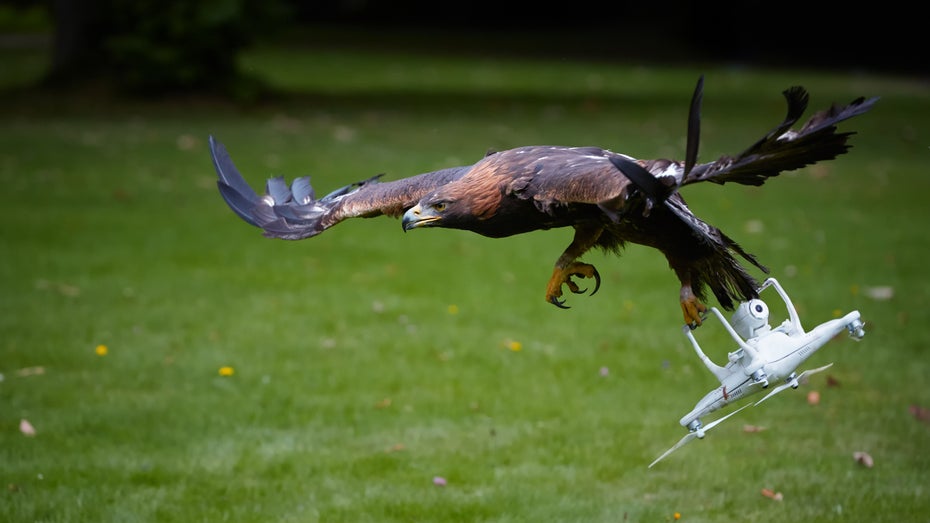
<box><xmin>649</xmin><ymin>277</ymin><xmax>865</xmax><ymax>468</ymax></box>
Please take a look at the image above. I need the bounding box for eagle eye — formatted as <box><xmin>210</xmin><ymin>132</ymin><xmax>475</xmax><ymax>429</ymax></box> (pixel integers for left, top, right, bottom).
<box><xmin>432</xmin><ymin>202</ymin><xmax>447</xmax><ymax>212</ymax></box>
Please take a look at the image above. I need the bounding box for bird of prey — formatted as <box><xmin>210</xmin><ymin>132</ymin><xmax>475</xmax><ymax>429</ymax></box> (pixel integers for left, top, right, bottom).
<box><xmin>212</xmin><ymin>77</ymin><xmax>877</xmax><ymax>326</ymax></box>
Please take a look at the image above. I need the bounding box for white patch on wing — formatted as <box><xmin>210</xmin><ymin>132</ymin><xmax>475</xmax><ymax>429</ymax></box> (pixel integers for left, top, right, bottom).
<box><xmin>654</xmin><ymin>163</ymin><xmax>684</xmax><ymax>183</ymax></box>
<box><xmin>605</xmin><ymin>151</ymin><xmax>636</xmax><ymax>161</ymax></box>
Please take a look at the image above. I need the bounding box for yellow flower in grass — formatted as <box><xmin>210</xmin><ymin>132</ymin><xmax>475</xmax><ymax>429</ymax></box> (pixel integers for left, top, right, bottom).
<box><xmin>507</xmin><ymin>340</ymin><xmax>522</xmax><ymax>352</ymax></box>
<box><xmin>218</xmin><ymin>366</ymin><xmax>235</xmax><ymax>377</ymax></box>
<box><xmin>95</xmin><ymin>344</ymin><xmax>108</xmax><ymax>356</ymax></box>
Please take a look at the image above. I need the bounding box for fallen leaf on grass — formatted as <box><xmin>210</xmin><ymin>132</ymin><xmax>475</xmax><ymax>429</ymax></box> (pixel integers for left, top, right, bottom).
<box><xmin>35</xmin><ymin>279</ymin><xmax>80</xmax><ymax>297</ymax></box>
<box><xmin>375</xmin><ymin>398</ymin><xmax>392</xmax><ymax>409</ymax></box>
<box><xmin>761</xmin><ymin>488</ymin><xmax>783</xmax><ymax>501</ymax></box>
<box><xmin>808</xmin><ymin>164</ymin><xmax>831</xmax><ymax>179</ymax></box>
<box><xmin>909</xmin><ymin>404</ymin><xmax>930</xmax><ymax>423</ymax></box>
<box><xmin>19</xmin><ymin>419</ymin><xmax>36</xmax><ymax>437</ymax></box>
<box><xmin>15</xmin><ymin>366</ymin><xmax>45</xmax><ymax>377</ymax></box>
<box><xmin>863</xmin><ymin>286</ymin><xmax>894</xmax><ymax>300</ymax></box>
<box><xmin>807</xmin><ymin>390</ymin><xmax>821</xmax><ymax>405</ymax></box>
<box><xmin>176</xmin><ymin>134</ymin><xmax>200</xmax><ymax>151</ymax></box>
<box><xmin>744</xmin><ymin>219</ymin><xmax>764</xmax><ymax>234</ymax></box>
<box><xmin>743</xmin><ymin>424</ymin><xmax>767</xmax><ymax>433</ymax></box>
<box><xmin>853</xmin><ymin>451</ymin><xmax>874</xmax><ymax>468</ymax></box>
<box><xmin>826</xmin><ymin>375</ymin><xmax>841</xmax><ymax>387</ymax></box>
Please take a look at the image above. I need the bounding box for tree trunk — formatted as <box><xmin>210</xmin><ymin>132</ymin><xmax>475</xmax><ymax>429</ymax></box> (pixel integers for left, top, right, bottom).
<box><xmin>48</xmin><ymin>0</ymin><xmax>103</xmax><ymax>82</ymax></box>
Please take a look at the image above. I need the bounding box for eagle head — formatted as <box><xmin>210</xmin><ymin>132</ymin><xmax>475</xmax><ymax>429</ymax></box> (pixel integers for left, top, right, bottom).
<box><xmin>402</xmin><ymin>174</ymin><xmax>506</xmax><ymax>234</ymax></box>
<box><xmin>401</xmin><ymin>194</ymin><xmax>466</xmax><ymax>231</ymax></box>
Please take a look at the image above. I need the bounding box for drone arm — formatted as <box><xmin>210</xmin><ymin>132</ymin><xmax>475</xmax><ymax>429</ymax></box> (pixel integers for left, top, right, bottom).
<box><xmin>706</xmin><ymin>307</ymin><xmax>760</xmax><ymax>357</ymax></box>
<box><xmin>754</xmin><ymin>363</ymin><xmax>833</xmax><ymax>406</ymax></box>
<box><xmin>648</xmin><ymin>403</ymin><xmax>752</xmax><ymax>468</ymax></box>
<box><xmin>760</xmin><ymin>277</ymin><xmax>804</xmax><ymax>333</ymax></box>
<box><xmin>682</xmin><ymin>315</ymin><xmax>729</xmax><ymax>382</ymax></box>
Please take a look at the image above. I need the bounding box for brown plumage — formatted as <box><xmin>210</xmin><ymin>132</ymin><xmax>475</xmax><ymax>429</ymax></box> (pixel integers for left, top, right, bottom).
<box><xmin>212</xmin><ymin>77</ymin><xmax>877</xmax><ymax>325</ymax></box>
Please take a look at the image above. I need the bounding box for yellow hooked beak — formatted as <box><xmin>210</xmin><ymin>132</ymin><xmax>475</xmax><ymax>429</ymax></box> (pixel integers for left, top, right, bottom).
<box><xmin>402</xmin><ymin>203</ymin><xmax>442</xmax><ymax>231</ymax></box>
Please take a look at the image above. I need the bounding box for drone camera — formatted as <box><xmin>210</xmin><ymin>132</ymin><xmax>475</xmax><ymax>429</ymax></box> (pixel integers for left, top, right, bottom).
<box><xmin>731</xmin><ymin>299</ymin><xmax>771</xmax><ymax>339</ymax></box>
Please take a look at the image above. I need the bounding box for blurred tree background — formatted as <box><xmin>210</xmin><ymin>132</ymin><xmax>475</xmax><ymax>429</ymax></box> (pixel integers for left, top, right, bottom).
<box><xmin>0</xmin><ymin>0</ymin><xmax>924</xmax><ymax>98</ymax></box>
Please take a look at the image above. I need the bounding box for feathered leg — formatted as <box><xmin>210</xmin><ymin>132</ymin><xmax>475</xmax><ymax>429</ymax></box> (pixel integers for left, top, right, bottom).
<box><xmin>546</xmin><ymin>225</ymin><xmax>603</xmax><ymax>308</ymax></box>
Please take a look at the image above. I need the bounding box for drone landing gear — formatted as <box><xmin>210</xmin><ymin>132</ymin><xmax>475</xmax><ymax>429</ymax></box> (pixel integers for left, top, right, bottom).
<box><xmin>754</xmin><ymin>363</ymin><xmax>834</xmax><ymax>406</ymax></box>
<box><xmin>751</xmin><ymin>368</ymin><xmax>769</xmax><ymax>388</ymax></box>
<box><xmin>650</xmin><ymin>404</ymin><xmax>753</xmax><ymax>468</ymax></box>
<box><xmin>847</xmin><ymin>318</ymin><xmax>866</xmax><ymax>340</ymax></box>
<box><xmin>686</xmin><ymin>419</ymin><xmax>705</xmax><ymax>439</ymax></box>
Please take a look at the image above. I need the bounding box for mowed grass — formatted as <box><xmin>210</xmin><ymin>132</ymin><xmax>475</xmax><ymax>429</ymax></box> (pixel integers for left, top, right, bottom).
<box><xmin>2</xmin><ymin>43</ymin><xmax>929</xmax><ymax>522</ymax></box>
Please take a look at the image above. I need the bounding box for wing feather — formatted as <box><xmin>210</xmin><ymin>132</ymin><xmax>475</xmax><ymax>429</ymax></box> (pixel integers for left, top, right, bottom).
<box><xmin>327</xmin><ymin>167</ymin><xmax>467</xmax><ymax>221</ymax></box>
<box><xmin>497</xmin><ymin>146</ymin><xmax>634</xmax><ymax>207</ymax></box>
<box><xmin>683</xmin><ymin>90</ymin><xmax>878</xmax><ymax>186</ymax></box>
<box><xmin>211</xmin><ymin>136</ymin><xmax>468</xmax><ymax>240</ymax></box>
<box><xmin>212</xmin><ymin>136</ymin><xmax>264</xmax><ymax>227</ymax></box>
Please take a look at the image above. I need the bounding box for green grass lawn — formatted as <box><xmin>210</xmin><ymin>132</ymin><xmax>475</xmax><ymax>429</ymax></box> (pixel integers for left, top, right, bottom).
<box><xmin>2</xmin><ymin>42</ymin><xmax>929</xmax><ymax>522</ymax></box>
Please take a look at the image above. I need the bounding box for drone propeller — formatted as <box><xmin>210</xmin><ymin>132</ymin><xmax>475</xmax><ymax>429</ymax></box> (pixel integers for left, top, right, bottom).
<box><xmin>754</xmin><ymin>363</ymin><xmax>834</xmax><ymax>407</ymax></box>
<box><xmin>648</xmin><ymin>404</ymin><xmax>751</xmax><ymax>468</ymax></box>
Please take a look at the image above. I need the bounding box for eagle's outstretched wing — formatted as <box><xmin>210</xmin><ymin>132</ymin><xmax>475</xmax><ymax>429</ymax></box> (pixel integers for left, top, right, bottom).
<box><xmin>578</xmin><ymin>82</ymin><xmax>878</xmax><ymax>216</ymax></box>
<box><xmin>211</xmin><ymin>136</ymin><xmax>468</xmax><ymax>240</ymax></box>
<box><xmin>494</xmin><ymin>83</ymin><xmax>876</xmax><ymax>225</ymax></box>
<box><xmin>681</xmin><ymin>87</ymin><xmax>879</xmax><ymax>187</ymax></box>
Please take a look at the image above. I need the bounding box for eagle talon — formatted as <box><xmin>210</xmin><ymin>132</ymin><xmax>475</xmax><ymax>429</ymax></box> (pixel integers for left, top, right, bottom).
<box><xmin>567</xmin><ymin>280</ymin><xmax>586</xmax><ymax>295</ymax></box>
<box><xmin>680</xmin><ymin>291</ymin><xmax>707</xmax><ymax>327</ymax></box>
<box><xmin>546</xmin><ymin>262</ymin><xmax>600</xmax><ymax>308</ymax></box>
<box><xmin>589</xmin><ymin>267</ymin><xmax>601</xmax><ymax>296</ymax></box>
<box><xmin>550</xmin><ymin>296</ymin><xmax>570</xmax><ymax>309</ymax></box>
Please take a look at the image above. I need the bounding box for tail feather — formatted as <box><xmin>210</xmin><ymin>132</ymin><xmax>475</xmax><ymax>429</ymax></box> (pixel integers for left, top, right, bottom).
<box><xmin>698</xmin><ymin>231</ymin><xmax>768</xmax><ymax>310</ymax></box>
<box><xmin>663</xmin><ymin>196</ymin><xmax>769</xmax><ymax>309</ymax></box>
<box><xmin>684</xmin><ymin>89</ymin><xmax>878</xmax><ymax>187</ymax></box>
<box><xmin>689</xmin><ymin>247</ymin><xmax>762</xmax><ymax>310</ymax></box>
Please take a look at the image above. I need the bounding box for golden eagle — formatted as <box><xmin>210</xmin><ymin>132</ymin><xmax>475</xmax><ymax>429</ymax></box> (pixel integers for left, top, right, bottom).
<box><xmin>212</xmin><ymin>77</ymin><xmax>877</xmax><ymax>326</ymax></box>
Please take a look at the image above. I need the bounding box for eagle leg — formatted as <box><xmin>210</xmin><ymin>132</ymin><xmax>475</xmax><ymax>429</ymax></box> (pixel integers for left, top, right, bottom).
<box><xmin>546</xmin><ymin>226</ymin><xmax>604</xmax><ymax>309</ymax></box>
<box><xmin>679</xmin><ymin>282</ymin><xmax>707</xmax><ymax>328</ymax></box>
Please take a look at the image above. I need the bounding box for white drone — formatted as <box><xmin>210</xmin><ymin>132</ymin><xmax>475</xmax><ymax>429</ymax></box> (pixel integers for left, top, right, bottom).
<box><xmin>649</xmin><ymin>277</ymin><xmax>866</xmax><ymax>468</ymax></box>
